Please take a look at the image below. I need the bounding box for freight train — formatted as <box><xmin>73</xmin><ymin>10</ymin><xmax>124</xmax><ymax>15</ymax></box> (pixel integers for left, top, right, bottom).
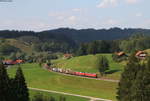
<box><xmin>44</xmin><ymin>64</ymin><xmax>97</xmax><ymax>78</ymax></box>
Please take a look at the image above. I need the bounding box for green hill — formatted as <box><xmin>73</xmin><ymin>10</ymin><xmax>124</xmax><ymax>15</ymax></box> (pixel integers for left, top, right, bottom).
<box><xmin>53</xmin><ymin>54</ymin><xmax>125</xmax><ymax>80</ymax></box>
<box><xmin>6</xmin><ymin>39</ymin><xmax>33</xmax><ymax>54</ymax></box>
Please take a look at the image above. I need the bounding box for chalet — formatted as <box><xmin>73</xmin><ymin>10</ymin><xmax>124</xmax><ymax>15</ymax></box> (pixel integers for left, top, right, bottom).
<box><xmin>63</xmin><ymin>54</ymin><xmax>73</xmax><ymax>59</ymax></box>
<box><xmin>3</xmin><ymin>59</ymin><xmax>24</xmax><ymax>65</ymax></box>
<box><xmin>3</xmin><ymin>60</ymin><xmax>14</xmax><ymax>65</ymax></box>
<box><xmin>16</xmin><ymin>59</ymin><xmax>24</xmax><ymax>64</ymax></box>
<box><xmin>135</xmin><ymin>51</ymin><xmax>147</xmax><ymax>59</ymax></box>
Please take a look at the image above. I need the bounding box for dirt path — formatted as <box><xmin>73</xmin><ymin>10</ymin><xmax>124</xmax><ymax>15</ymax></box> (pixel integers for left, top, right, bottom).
<box><xmin>29</xmin><ymin>87</ymin><xmax>112</xmax><ymax>101</ymax></box>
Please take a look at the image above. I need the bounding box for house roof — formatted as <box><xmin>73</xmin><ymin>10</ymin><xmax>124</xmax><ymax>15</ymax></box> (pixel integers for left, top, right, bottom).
<box><xmin>3</xmin><ymin>60</ymin><xmax>13</xmax><ymax>63</ymax></box>
<box><xmin>64</xmin><ymin>54</ymin><xmax>73</xmax><ymax>57</ymax></box>
<box><xmin>16</xmin><ymin>59</ymin><xmax>23</xmax><ymax>63</ymax></box>
<box><xmin>135</xmin><ymin>51</ymin><xmax>146</xmax><ymax>56</ymax></box>
<box><xmin>117</xmin><ymin>52</ymin><xmax>125</xmax><ymax>56</ymax></box>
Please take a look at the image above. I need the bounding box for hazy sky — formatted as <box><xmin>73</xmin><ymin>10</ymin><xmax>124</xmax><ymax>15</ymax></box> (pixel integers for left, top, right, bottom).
<box><xmin>0</xmin><ymin>0</ymin><xmax>149</xmax><ymax>31</ymax></box>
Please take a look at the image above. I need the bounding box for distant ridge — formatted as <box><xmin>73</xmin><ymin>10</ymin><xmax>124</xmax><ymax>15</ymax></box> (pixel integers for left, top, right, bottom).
<box><xmin>1</xmin><ymin>27</ymin><xmax>150</xmax><ymax>43</ymax></box>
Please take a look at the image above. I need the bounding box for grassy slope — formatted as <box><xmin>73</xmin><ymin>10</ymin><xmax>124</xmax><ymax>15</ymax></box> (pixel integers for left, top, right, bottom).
<box><xmin>6</xmin><ymin>39</ymin><xmax>33</xmax><ymax>54</ymax></box>
<box><xmin>144</xmin><ymin>49</ymin><xmax>150</xmax><ymax>55</ymax></box>
<box><xmin>8</xmin><ymin>63</ymin><xmax>118</xmax><ymax>101</ymax></box>
<box><xmin>30</xmin><ymin>90</ymin><xmax>88</xmax><ymax>101</ymax></box>
<box><xmin>52</xmin><ymin>54</ymin><xmax>125</xmax><ymax>80</ymax></box>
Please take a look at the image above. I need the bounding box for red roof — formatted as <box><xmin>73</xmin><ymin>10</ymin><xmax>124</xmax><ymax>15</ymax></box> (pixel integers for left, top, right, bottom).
<box><xmin>64</xmin><ymin>54</ymin><xmax>73</xmax><ymax>58</ymax></box>
<box><xmin>135</xmin><ymin>51</ymin><xmax>145</xmax><ymax>56</ymax></box>
<box><xmin>3</xmin><ymin>59</ymin><xmax>24</xmax><ymax>65</ymax></box>
<box><xmin>3</xmin><ymin>60</ymin><xmax>13</xmax><ymax>63</ymax></box>
<box><xmin>16</xmin><ymin>59</ymin><xmax>23</xmax><ymax>63</ymax></box>
<box><xmin>117</xmin><ymin>52</ymin><xmax>125</xmax><ymax>56</ymax></box>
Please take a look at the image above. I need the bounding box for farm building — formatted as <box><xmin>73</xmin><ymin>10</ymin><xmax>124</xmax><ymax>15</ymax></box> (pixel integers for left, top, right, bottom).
<box><xmin>3</xmin><ymin>59</ymin><xmax>24</xmax><ymax>65</ymax></box>
<box><xmin>3</xmin><ymin>60</ymin><xmax>14</xmax><ymax>65</ymax></box>
<box><xmin>63</xmin><ymin>54</ymin><xmax>73</xmax><ymax>59</ymax></box>
<box><xmin>116</xmin><ymin>52</ymin><xmax>126</xmax><ymax>57</ymax></box>
<box><xmin>135</xmin><ymin>51</ymin><xmax>147</xmax><ymax>59</ymax></box>
<box><xmin>15</xmin><ymin>59</ymin><xmax>24</xmax><ymax>64</ymax></box>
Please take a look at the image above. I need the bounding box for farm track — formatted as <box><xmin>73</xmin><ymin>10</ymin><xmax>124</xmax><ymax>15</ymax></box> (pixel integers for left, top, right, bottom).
<box><xmin>29</xmin><ymin>87</ymin><xmax>112</xmax><ymax>101</ymax></box>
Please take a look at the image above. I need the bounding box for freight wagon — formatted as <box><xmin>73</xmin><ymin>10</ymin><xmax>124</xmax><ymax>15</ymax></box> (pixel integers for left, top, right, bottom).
<box><xmin>44</xmin><ymin>64</ymin><xmax>97</xmax><ymax>78</ymax></box>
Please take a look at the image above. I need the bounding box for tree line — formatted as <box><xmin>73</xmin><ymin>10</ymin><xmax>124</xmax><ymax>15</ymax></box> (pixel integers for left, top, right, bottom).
<box><xmin>76</xmin><ymin>40</ymin><xmax>120</xmax><ymax>56</ymax></box>
<box><xmin>76</xmin><ymin>34</ymin><xmax>150</xmax><ymax>56</ymax></box>
<box><xmin>1</xmin><ymin>28</ymin><xmax>150</xmax><ymax>42</ymax></box>
<box><xmin>32</xmin><ymin>93</ymin><xmax>66</xmax><ymax>101</ymax></box>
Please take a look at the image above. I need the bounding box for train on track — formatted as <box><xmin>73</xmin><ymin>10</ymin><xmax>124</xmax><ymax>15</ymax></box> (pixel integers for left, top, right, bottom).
<box><xmin>44</xmin><ymin>64</ymin><xmax>97</xmax><ymax>78</ymax></box>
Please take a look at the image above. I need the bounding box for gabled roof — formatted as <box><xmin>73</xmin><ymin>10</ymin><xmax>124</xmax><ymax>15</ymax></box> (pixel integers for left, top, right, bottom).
<box><xmin>3</xmin><ymin>60</ymin><xmax>13</xmax><ymax>63</ymax></box>
<box><xmin>64</xmin><ymin>54</ymin><xmax>73</xmax><ymax>57</ymax></box>
<box><xmin>117</xmin><ymin>52</ymin><xmax>125</xmax><ymax>56</ymax></box>
<box><xmin>135</xmin><ymin>51</ymin><xmax>146</xmax><ymax>56</ymax></box>
<box><xmin>16</xmin><ymin>59</ymin><xmax>23</xmax><ymax>63</ymax></box>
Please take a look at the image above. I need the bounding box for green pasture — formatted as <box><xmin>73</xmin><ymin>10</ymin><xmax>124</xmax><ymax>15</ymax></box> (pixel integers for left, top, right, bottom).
<box><xmin>29</xmin><ymin>90</ymin><xmax>88</xmax><ymax>101</ymax></box>
<box><xmin>52</xmin><ymin>54</ymin><xmax>125</xmax><ymax>80</ymax></box>
<box><xmin>8</xmin><ymin>63</ymin><xmax>118</xmax><ymax>101</ymax></box>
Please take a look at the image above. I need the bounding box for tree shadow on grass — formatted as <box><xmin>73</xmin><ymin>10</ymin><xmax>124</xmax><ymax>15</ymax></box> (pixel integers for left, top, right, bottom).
<box><xmin>105</xmin><ymin>69</ymin><xmax>121</xmax><ymax>74</ymax></box>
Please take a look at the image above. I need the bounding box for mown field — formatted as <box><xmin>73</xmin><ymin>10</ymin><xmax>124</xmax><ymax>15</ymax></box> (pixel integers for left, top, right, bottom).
<box><xmin>29</xmin><ymin>90</ymin><xmax>88</xmax><ymax>101</ymax></box>
<box><xmin>8</xmin><ymin>63</ymin><xmax>118</xmax><ymax>101</ymax></box>
<box><xmin>52</xmin><ymin>54</ymin><xmax>125</xmax><ymax>80</ymax></box>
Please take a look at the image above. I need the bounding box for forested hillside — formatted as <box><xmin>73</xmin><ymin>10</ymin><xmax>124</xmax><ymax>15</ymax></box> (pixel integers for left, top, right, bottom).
<box><xmin>48</xmin><ymin>28</ymin><xmax>150</xmax><ymax>42</ymax></box>
<box><xmin>1</xmin><ymin>28</ymin><xmax>150</xmax><ymax>43</ymax></box>
<box><xmin>0</xmin><ymin>28</ymin><xmax>150</xmax><ymax>58</ymax></box>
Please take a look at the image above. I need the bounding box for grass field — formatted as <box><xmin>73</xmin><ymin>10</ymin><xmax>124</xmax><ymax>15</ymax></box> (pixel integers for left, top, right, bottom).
<box><xmin>52</xmin><ymin>54</ymin><xmax>125</xmax><ymax>80</ymax></box>
<box><xmin>8</xmin><ymin>63</ymin><xmax>118</xmax><ymax>101</ymax></box>
<box><xmin>144</xmin><ymin>49</ymin><xmax>150</xmax><ymax>55</ymax></box>
<box><xmin>29</xmin><ymin>89</ymin><xmax>88</xmax><ymax>101</ymax></box>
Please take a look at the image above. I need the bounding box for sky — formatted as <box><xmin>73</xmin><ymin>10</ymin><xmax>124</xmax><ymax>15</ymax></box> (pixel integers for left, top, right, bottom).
<box><xmin>0</xmin><ymin>0</ymin><xmax>150</xmax><ymax>31</ymax></box>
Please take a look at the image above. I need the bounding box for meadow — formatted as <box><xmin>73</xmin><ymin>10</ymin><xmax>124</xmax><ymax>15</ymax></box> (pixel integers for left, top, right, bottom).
<box><xmin>8</xmin><ymin>63</ymin><xmax>118</xmax><ymax>101</ymax></box>
<box><xmin>29</xmin><ymin>89</ymin><xmax>88</xmax><ymax>101</ymax></box>
<box><xmin>52</xmin><ymin>54</ymin><xmax>125</xmax><ymax>80</ymax></box>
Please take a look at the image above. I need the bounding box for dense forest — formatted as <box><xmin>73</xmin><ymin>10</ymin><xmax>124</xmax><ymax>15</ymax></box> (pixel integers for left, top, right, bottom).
<box><xmin>1</xmin><ymin>28</ymin><xmax>150</xmax><ymax>43</ymax></box>
<box><xmin>76</xmin><ymin>34</ymin><xmax>150</xmax><ymax>55</ymax></box>
<box><xmin>0</xmin><ymin>28</ymin><xmax>150</xmax><ymax>61</ymax></box>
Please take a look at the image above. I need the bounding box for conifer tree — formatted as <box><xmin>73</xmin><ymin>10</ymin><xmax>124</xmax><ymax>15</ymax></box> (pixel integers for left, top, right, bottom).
<box><xmin>141</xmin><ymin>58</ymin><xmax>150</xmax><ymax>101</ymax></box>
<box><xmin>0</xmin><ymin>63</ymin><xmax>10</xmax><ymax>101</ymax></box>
<box><xmin>131</xmin><ymin>57</ymin><xmax>150</xmax><ymax>101</ymax></box>
<box><xmin>131</xmin><ymin>64</ymin><xmax>145</xmax><ymax>101</ymax></box>
<box><xmin>87</xmin><ymin>42</ymin><xmax>97</xmax><ymax>55</ymax></box>
<box><xmin>32</xmin><ymin>93</ymin><xmax>44</xmax><ymax>101</ymax></box>
<box><xmin>59</xmin><ymin>96</ymin><xmax>66</xmax><ymax>101</ymax></box>
<box><xmin>76</xmin><ymin>43</ymin><xmax>87</xmax><ymax>56</ymax></box>
<box><xmin>117</xmin><ymin>52</ymin><xmax>140</xmax><ymax>101</ymax></box>
<box><xmin>9</xmin><ymin>78</ymin><xmax>17</xmax><ymax>101</ymax></box>
<box><xmin>49</xmin><ymin>96</ymin><xmax>55</xmax><ymax>101</ymax></box>
<box><xmin>14</xmin><ymin>67</ymin><xmax>29</xmax><ymax>101</ymax></box>
<box><xmin>97</xmin><ymin>55</ymin><xmax>109</xmax><ymax>76</ymax></box>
